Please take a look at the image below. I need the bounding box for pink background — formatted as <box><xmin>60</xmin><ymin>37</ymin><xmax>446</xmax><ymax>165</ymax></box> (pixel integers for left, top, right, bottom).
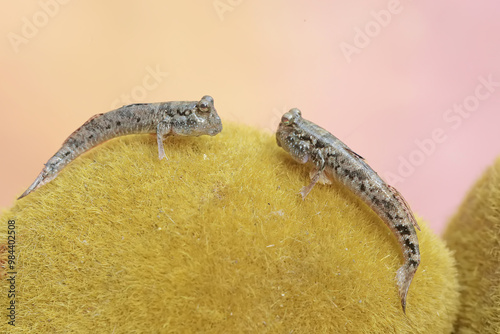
<box><xmin>1</xmin><ymin>1</ymin><xmax>499</xmax><ymax>234</ymax></box>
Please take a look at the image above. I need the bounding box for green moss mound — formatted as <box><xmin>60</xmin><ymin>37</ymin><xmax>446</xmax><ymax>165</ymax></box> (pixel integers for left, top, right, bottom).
<box><xmin>1</xmin><ymin>124</ymin><xmax>458</xmax><ymax>333</ymax></box>
<box><xmin>443</xmin><ymin>157</ymin><xmax>500</xmax><ymax>333</ymax></box>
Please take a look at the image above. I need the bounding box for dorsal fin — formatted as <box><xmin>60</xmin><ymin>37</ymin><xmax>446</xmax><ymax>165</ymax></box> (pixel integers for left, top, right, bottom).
<box><xmin>387</xmin><ymin>184</ymin><xmax>420</xmax><ymax>231</ymax></box>
<box><xmin>62</xmin><ymin>113</ymin><xmax>104</xmax><ymax>145</ymax></box>
<box><xmin>122</xmin><ymin>103</ymin><xmax>148</xmax><ymax>108</ymax></box>
<box><xmin>344</xmin><ymin>147</ymin><xmax>364</xmax><ymax>160</ymax></box>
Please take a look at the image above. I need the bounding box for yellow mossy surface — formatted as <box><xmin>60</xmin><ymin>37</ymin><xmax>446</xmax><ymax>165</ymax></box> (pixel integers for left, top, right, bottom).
<box><xmin>443</xmin><ymin>157</ymin><xmax>500</xmax><ymax>333</ymax></box>
<box><xmin>0</xmin><ymin>124</ymin><xmax>458</xmax><ymax>333</ymax></box>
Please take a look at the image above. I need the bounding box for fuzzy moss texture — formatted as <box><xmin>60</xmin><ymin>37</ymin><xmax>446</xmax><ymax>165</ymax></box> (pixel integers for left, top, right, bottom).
<box><xmin>1</xmin><ymin>124</ymin><xmax>459</xmax><ymax>333</ymax></box>
<box><xmin>444</xmin><ymin>157</ymin><xmax>500</xmax><ymax>333</ymax></box>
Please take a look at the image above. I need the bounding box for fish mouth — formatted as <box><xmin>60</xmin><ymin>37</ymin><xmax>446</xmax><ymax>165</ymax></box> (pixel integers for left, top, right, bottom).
<box><xmin>276</xmin><ymin>126</ymin><xmax>290</xmax><ymax>147</ymax></box>
<box><xmin>276</xmin><ymin>135</ymin><xmax>282</xmax><ymax>147</ymax></box>
<box><xmin>209</xmin><ymin>124</ymin><xmax>223</xmax><ymax>136</ymax></box>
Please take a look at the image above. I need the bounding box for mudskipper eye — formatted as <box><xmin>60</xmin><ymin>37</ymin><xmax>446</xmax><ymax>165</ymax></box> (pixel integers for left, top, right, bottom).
<box><xmin>289</xmin><ymin>108</ymin><xmax>302</xmax><ymax>117</ymax></box>
<box><xmin>281</xmin><ymin>114</ymin><xmax>293</xmax><ymax>125</ymax></box>
<box><xmin>198</xmin><ymin>103</ymin><xmax>209</xmax><ymax>112</ymax></box>
<box><xmin>281</xmin><ymin>108</ymin><xmax>302</xmax><ymax>125</ymax></box>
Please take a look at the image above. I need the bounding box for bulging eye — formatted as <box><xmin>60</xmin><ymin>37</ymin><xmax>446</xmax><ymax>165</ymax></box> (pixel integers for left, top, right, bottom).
<box><xmin>198</xmin><ymin>103</ymin><xmax>209</xmax><ymax>112</ymax></box>
<box><xmin>198</xmin><ymin>95</ymin><xmax>214</xmax><ymax>113</ymax></box>
<box><xmin>289</xmin><ymin>108</ymin><xmax>302</xmax><ymax>117</ymax></box>
<box><xmin>281</xmin><ymin>108</ymin><xmax>302</xmax><ymax>125</ymax></box>
<box><xmin>281</xmin><ymin>114</ymin><xmax>293</xmax><ymax>125</ymax></box>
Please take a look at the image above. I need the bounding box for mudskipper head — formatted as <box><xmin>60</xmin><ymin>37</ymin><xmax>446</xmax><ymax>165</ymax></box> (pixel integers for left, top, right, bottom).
<box><xmin>276</xmin><ymin>108</ymin><xmax>310</xmax><ymax>164</ymax></box>
<box><xmin>276</xmin><ymin>108</ymin><xmax>302</xmax><ymax>147</ymax></box>
<box><xmin>195</xmin><ymin>95</ymin><xmax>223</xmax><ymax>136</ymax></box>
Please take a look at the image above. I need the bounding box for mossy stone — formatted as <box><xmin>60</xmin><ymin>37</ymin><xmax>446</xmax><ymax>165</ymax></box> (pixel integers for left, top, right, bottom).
<box><xmin>1</xmin><ymin>124</ymin><xmax>459</xmax><ymax>333</ymax></box>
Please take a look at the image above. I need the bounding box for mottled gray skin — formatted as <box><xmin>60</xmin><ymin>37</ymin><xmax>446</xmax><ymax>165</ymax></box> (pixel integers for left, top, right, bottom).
<box><xmin>276</xmin><ymin>108</ymin><xmax>420</xmax><ymax>314</ymax></box>
<box><xmin>18</xmin><ymin>95</ymin><xmax>222</xmax><ymax>199</ymax></box>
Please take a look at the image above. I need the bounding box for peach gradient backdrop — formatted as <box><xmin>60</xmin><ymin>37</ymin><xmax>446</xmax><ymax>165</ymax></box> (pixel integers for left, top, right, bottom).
<box><xmin>1</xmin><ymin>1</ymin><xmax>499</xmax><ymax>234</ymax></box>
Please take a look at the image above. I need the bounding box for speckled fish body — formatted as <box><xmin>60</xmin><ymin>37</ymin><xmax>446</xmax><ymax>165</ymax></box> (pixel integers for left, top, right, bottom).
<box><xmin>276</xmin><ymin>108</ymin><xmax>420</xmax><ymax>313</ymax></box>
<box><xmin>18</xmin><ymin>95</ymin><xmax>222</xmax><ymax>199</ymax></box>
